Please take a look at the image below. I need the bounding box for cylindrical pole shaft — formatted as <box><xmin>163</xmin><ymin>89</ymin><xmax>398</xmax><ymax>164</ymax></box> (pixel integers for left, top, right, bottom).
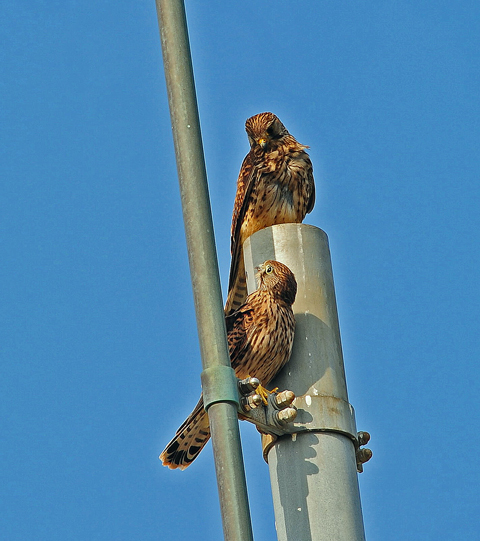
<box><xmin>244</xmin><ymin>223</ymin><xmax>365</xmax><ymax>541</ymax></box>
<box><xmin>155</xmin><ymin>2</ymin><xmax>253</xmax><ymax>540</ymax></box>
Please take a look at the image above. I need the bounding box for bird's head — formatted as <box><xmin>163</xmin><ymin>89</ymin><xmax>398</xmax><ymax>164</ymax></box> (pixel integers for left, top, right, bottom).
<box><xmin>255</xmin><ymin>260</ymin><xmax>297</xmax><ymax>305</ymax></box>
<box><xmin>245</xmin><ymin>112</ymin><xmax>289</xmax><ymax>151</ymax></box>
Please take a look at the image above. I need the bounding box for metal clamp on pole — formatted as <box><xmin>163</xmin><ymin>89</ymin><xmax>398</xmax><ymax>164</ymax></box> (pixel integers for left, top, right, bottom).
<box><xmin>238</xmin><ymin>385</ymin><xmax>372</xmax><ymax>473</ymax></box>
<box><xmin>201</xmin><ymin>366</ymin><xmax>240</xmax><ymax>410</ymax></box>
<box><xmin>356</xmin><ymin>431</ymin><xmax>373</xmax><ymax>473</ymax></box>
<box><xmin>259</xmin><ymin>394</ymin><xmax>372</xmax><ymax>473</ymax></box>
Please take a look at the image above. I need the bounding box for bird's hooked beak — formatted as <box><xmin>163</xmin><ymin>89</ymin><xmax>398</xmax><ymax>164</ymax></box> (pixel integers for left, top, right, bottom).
<box><xmin>257</xmin><ymin>137</ymin><xmax>267</xmax><ymax>149</ymax></box>
<box><xmin>254</xmin><ymin>264</ymin><xmax>264</xmax><ymax>284</ymax></box>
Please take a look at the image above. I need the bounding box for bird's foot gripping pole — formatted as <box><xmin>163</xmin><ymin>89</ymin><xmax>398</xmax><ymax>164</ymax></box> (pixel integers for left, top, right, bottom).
<box><xmin>237</xmin><ymin>377</ymin><xmax>298</xmax><ymax>435</ymax></box>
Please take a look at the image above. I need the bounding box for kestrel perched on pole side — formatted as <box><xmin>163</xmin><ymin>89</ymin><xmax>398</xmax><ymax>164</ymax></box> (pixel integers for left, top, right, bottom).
<box><xmin>224</xmin><ymin>112</ymin><xmax>315</xmax><ymax>315</ymax></box>
<box><xmin>160</xmin><ymin>260</ymin><xmax>297</xmax><ymax>470</ymax></box>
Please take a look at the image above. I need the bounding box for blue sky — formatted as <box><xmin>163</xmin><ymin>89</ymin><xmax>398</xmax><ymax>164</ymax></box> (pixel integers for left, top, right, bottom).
<box><xmin>2</xmin><ymin>1</ymin><xmax>480</xmax><ymax>539</ymax></box>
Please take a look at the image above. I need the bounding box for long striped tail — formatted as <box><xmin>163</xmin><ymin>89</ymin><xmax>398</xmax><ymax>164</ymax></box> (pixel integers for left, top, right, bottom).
<box><xmin>160</xmin><ymin>396</ymin><xmax>210</xmax><ymax>470</ymax></box>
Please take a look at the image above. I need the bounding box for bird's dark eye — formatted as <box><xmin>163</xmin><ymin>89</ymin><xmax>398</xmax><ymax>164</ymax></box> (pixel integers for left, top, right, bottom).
<box><xmin>265</xmin><ymin>264</ymin><xmax>274</xmax><ymax>274</ymax></box>
<box><xmin>266</xmin><ymin>126</ymin><xmax>275</xmax><ymax>137</ymax></box>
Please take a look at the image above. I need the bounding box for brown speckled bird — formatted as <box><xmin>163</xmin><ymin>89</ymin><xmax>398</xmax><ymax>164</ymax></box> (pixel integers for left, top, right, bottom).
<box><xmin>160</xmin><ymin>260</ymin><xmax>297</xmax><ymax>470</ymax></box>
<box><xmin>225</xmin><ymin>112</ymin><xmax>315</xmax><ymax>315</ymax></box>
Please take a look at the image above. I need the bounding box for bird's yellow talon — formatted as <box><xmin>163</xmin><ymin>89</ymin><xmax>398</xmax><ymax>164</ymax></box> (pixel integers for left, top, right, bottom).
<box><xmin>255</xmin><ymin>384</ymin><xmax>277</xmax><ymax>405</ymax></box>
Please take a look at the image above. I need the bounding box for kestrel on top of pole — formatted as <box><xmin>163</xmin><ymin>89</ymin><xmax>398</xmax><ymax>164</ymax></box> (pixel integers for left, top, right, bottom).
<box><xmin>225</xmin><ymin>112</ymin><xmax>315</xmax><ymax>316</ymax></box>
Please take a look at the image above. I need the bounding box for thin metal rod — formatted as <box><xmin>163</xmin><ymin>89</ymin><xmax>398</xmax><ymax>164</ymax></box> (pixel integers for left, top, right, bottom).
<box><xmin>244</xmin><ymin>224</ymin><xmax>366</xmax><ymax>541</ymax></box>
<box><xmin>155</xmin><ymin>2</ymin><xmax>254</xmax><ymax>540</ymax></box>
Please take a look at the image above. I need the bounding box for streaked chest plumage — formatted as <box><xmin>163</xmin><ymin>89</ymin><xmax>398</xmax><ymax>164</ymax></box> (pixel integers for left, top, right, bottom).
<box><xmin>240</xmin><ymin>147</ymin><xmax>313</xmax><ymax>243</ymax></box>
<box><xmin>232</xmin><ymin>294</ymin><xmax>296</xmax><ymax>386</ymax></box>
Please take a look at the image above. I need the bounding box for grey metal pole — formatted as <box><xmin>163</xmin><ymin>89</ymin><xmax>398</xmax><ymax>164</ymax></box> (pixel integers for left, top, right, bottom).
<box><xmin>244</xmin><ymin>223</ymin><xmax>366</xmax><ymax>541</ymax></box>
<box><xmin>155</xmin><ymin>2</ymin><xmax>254</xmax><ymax>540</ymax></box>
